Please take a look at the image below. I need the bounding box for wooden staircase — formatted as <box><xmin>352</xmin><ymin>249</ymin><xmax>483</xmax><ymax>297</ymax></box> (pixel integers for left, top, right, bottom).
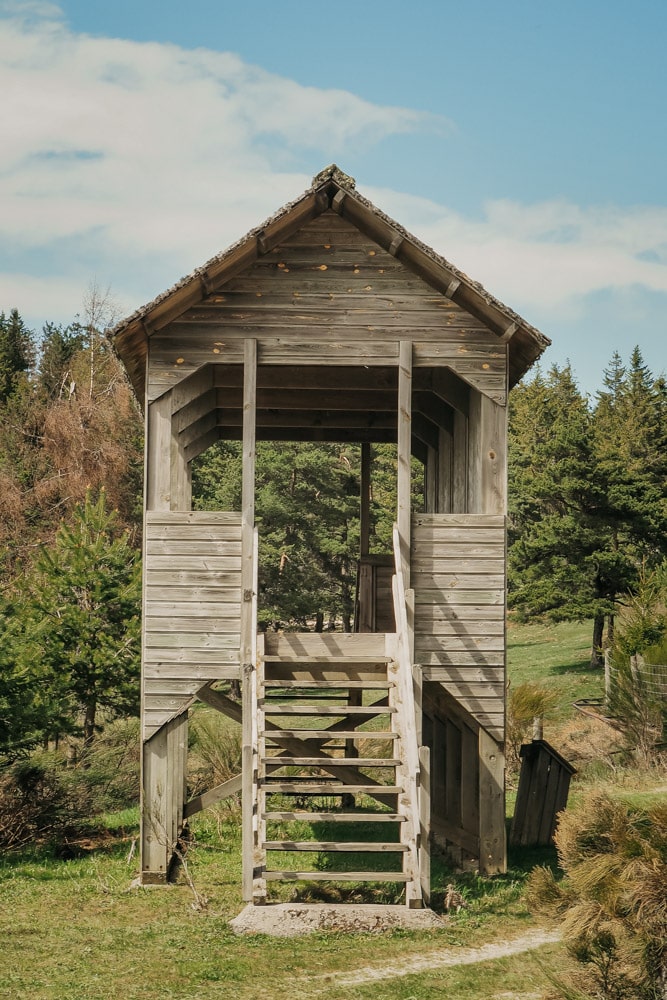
<box><xmin>248</xmin><ymin>632</ymin><xmax>424</xmax><ymax>906</ymax></box>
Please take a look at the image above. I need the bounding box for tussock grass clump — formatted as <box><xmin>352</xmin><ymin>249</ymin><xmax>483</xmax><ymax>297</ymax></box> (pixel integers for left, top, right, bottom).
<box><xmin>527</xmin><ymin>792</ymin><xmax>667</xmax><ymax>999</ymax></box>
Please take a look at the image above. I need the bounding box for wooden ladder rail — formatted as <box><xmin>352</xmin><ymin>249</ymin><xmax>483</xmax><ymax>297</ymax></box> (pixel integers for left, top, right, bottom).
<box><xmin>242</xmin><ymin>526</ymin><xmax>263</xmax><ymax>901</ymax></box>
<box><xmin>391</xmin><ymin>523</ymin><xmax>429</xmax><ymax>907</ymax></box>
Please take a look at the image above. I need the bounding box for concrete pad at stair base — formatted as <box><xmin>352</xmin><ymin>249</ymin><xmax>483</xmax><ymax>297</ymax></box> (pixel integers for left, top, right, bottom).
<box><xmin>230</xmin><ymin>903</ymin><xmax>445</xmax><ymax>936</ymax></box>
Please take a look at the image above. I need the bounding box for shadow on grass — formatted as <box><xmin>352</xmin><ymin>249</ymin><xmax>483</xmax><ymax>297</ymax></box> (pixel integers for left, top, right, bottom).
<box><xmin>548</xmin><ymin>659</ymin><xmax>598</xmax><ymax>676</ymax></box>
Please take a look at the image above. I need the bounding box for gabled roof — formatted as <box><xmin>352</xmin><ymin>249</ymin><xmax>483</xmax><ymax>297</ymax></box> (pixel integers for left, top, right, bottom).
<box><xmin>110</xmin><ymin>165</ymin><xmax>550</xmax><ymax>404</ymax></box>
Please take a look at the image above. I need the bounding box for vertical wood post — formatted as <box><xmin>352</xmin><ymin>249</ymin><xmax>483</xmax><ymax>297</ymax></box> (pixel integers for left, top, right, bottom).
<box><xmin>437</xmin><ymin>427</ymin><xmax>453</xmax><ymax>513</ymax></box>
<box><xmin>451</xmin><ymin>410</ymin><xmax>468</xmax><ymax>514</ymax></box>
<box><xmin>397</xmin><ymin>341</ymin><xmax>412</xmax><ymax>585</ymax></box>
<box><xmin>418</xmin><ymin>745</ymin><xmax>431</xmax><ymax>906</ymax></box>
<box><xmin>468</xmin><ymin>389</ymin><xmax>508</xmax><ymax>873</ymax></box>
<box><xmin>360</xmin><ymin>442</ymin><xmax>371</xmax><ymax>558</ymax></box>
<box><xmin>478</xmin><ymin>727</ymin><xmax>506</xmax><ymax>873</ymax></box>
<box><xmin>241</xmin><ymin>339</ymin><xmax>257</xmax><ymax>902</ymax></box>
<box><xmin>467</xmin><ymin>393</ymin><xmax>507</xmax><ymax>515</ymax></box>
<box><xmin>424</xmin><ymin>447</ymin><xmax>438</xmax><ymax>513</ymax></box>
<box><xmin>141</xmin><ymin>391</ymin><xmax>173</xmax><ymax>882</ymax></box>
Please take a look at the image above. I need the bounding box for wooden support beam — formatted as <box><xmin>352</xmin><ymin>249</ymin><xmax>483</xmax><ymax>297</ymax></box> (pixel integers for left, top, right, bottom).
<box><xmin>501</xmin><ymin>322</ymin><xmax>519</xmax><ymax>342</ymax></box>
<box><xmin>467</xmin><ymin>391</ymin><xmax>507</xmax><ymax>516</ymax></box>
<box><xmin>331</xmin><ymin>189</ymin><xmax>346</xmax><ymax>214</ymax></box>
<box><xmin>445</xmin><ymin>279</ymin><xmax>461</xmax><ymax>299</ymax></box>
<box><xmin>437</xmin><ymin>426</ymin><xmax>453</xmax><ymax>513</ymax></box>
<box><xmin>411</xmin><ymin>436</ymin><xmax>428</xmax><ymax>466</ymax></box>
<box><xmin>388</xmin><ymin>234</ymin><xmax>403</xmax><ymax>257</ymax></box>
<box><xmin>178</xmin><ymin>410</ymin><xmax>218</xmax><ymax>450</ymax></box>
<box><xmin>431</xmin><ymin>368</ymin><xmax>470</xmax><ymax>417</ymax></box>
<box><xmin>452</xmin><ymin>409</ymin><xmax>468</xmax><ymax>514</ymax></box>
<box><xmin>360</xmin><ymin>442</ymin><xmax>371</xmax><ymax>558</ymax></box>
<box><xmin>174</xmin><ymin>388</ymin><xmax>217</xmax><ymax>435</ymax></box>
<box><xmin>411</xmin><ymin>412</ymin><xmax>439</xmax><ymax>452</ymax></box>
<box><xmin>146</xmin><ymin>392</ymin><xmax>172</xmax><ymax>511</ymax></box>
<box><xmin>418</xmin><ymin>745</ymin><xmax>431</xmax><ymax>905</ymax></box>
<box><xmin>397</xmin><ymin>341</ymin><xmax>412</xmax><ymax>585</ymax></box>
<box><xmin>218</xmin><ymin>426</ymin><xmax>397</xmax><ymax>444</ymax></box>
<box><xmin>215</xmin><ymin>364</ymin><xmax>398</xmax><ymax>392</ymax></box>
<box><xmin>478</xmin><ymin>728</ymin><xmax>506</xmax><ymax>873</ymax></box>
<box><xmin>183</xmin><ymin>773</ymin><xmax>242</xmax><ymax>819</ymax></box>
<box><xmin>171</xmin><ymin>367</ymin><xmax>214</xmax><ymax>416</ymax></box>
<box><xmin>413</xmin><ymin>390</ymin><xmax>455</xmax><ymax>434</ymax></box>
<box><xmin>183</xmin><ymin>426</ymin><xmax>220</xmax><ymax>463</ymax></box>
<box><xmin>215</xmin><ymin>387</ymin><xmax>398</xmax><ymax>411</ymax></box>
<box><xmin>216</xmin><ymin>408</ymin><xmax>397</xmax><ymax>430</ymax></box>
<box><xmin>241</xmin><ymin>339</ymin><xmax>257</xmax><ymax>903</ymax></box>
<box><xmin>196</xmin><ymin>684</ymin><xmax>398</xmax><ymax>809</ymax></box>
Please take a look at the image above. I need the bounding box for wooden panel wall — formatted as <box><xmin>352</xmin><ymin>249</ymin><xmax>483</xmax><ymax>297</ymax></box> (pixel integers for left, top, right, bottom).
<box><xmin>147</xmin><ymin>213</ymin><xmax>507</xmax><ymax>404</ymax></box>
<box><xmin>356</xmin><ymin>555</ymin><xmax>396</xmax><ymax>633</ymax></box>
<box><xmin>411</xmin><ymin>513</ymin><xmax>505</xmax><ymax>742</ymax></box>
<box><xmin>142</xmin><ymin>510</ymin><xmax>242</xmax><ymax>740</ymax></box>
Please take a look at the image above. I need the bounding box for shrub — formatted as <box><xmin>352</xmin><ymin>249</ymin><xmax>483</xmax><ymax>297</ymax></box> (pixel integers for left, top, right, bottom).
<box><xmin>527</xmin><ymin>792</ymin><xmax>667</xmax><ymax>999</ymax></box>
<box><xmin>0</xmin><ymin>717</ymin><xmax>140</xmax><ymax>852</ymax></box>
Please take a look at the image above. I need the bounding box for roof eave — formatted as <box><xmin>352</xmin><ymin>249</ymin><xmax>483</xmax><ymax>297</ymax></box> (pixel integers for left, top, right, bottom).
<box><xmin>110</xmin><ymin>165</ymin><xmax>550</xmax><ymax>406</ymax></box>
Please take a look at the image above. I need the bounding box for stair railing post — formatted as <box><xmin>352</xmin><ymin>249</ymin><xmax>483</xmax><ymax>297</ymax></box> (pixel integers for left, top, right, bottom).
<box><xmin>392</xmin><ymin>523</ymin><xmax>423</xmax><ymax>908</ymax></box>
<box><xmin>241</xmin><ymin>339</ymin><xmax>257</xmax><ymax>902</ymax></box>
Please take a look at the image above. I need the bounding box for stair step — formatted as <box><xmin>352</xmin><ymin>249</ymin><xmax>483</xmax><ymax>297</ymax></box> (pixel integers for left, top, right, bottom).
<box><xmin>264</xmin><ymin>811</ymin><xmax>406</xmax><ymax>823</ymax></box>
<box><xmin>263</xmin><ymin>655</ymin><xmax>390</xmax><ymax>664</ymax></box>
<box><xmin>264</xmin><ymin>730</ymin><xmax>399</xmax><ymax>741</ymax></box>
<box><xmin>261</xmin><ymin>782</ymin><xmax>402</xmax><ymax>794</ymax></box>
<box><xmin>264</xmin><ymin>870</ymin><xmax>409</xmax><ymax>882</ymax></box>
<box><xmin>262</xmin><ymin>757</ymin><xmax>400</xmax><ymax>767</ymax></box>
<box><xmin>264</xmin><ymin>841</ymin><xmax>407</xmax><ymax>852</ymax></box>
<box><xmin>262</xmin><ymin>693</ymin><xmax>348</xmax><ymax>701</ymax></box>
<box><xmin>264</xmin><ymin>680</ymin><xmax>394</xmax><ymax>689</ymax></box>
<box><xmin>260</xmin><ymin>704</ymin><xmax>395</xmax><ymax>715</ymax></box>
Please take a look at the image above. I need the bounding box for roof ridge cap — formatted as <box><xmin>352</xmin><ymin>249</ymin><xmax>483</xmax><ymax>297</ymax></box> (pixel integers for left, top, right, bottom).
<box><xmin>311</xmin><ymin>164</ymin><xmax>356</xmax><ymax>191</ymax></box>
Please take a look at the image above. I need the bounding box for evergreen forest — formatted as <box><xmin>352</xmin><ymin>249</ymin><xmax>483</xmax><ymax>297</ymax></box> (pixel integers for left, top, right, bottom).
<box><xmin>1</xmin><ymin>304</ymin><xmax>666</xmax><ymax>759</ymax></box>
<box><xmin>2</xmin><ymin>305</ymin><xmax>667</xmax><ymax>999</ymax></box>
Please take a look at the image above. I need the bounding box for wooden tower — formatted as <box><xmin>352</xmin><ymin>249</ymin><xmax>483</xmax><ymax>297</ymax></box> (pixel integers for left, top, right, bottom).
<box><xmin>111</xmin><ymin>165</ymin><xmax>550</xmax><ymax>902</ymax></box>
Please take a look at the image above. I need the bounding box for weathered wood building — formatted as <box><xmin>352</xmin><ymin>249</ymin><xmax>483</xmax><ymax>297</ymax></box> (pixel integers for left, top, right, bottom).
<box><xmin>111</xmin><ymin>165</ymin><xmax>549</xmax><ymax>905</ymax></box>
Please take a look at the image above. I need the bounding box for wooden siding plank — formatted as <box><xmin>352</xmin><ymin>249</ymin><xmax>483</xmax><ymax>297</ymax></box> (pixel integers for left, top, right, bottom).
<box><xmin>411</xmin><ymin>513</ymin><xmax>506</xmax><ymax>740</ymax></box>
<box><xmin>142</xmin><ymin>512</ymin><xmax>243</xmax><ymax>740</ymax></box>
<box><xmin>146</xmin><ymin>510</ymin><xmax>241</xmax><ymax>525</ymax></box>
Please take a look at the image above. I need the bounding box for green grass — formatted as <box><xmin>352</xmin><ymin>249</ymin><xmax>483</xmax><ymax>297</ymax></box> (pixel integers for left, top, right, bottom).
<box><xmin>0</xmin><ymin>809</ymin><xmax>562</xmax><ymax>1000</ymax></box>
<box><xmin>2</xmin><ymin>620</ymin><xmax>657</xmax><ymax>1000</ymax></box>
<box><xmin>508</xmin><ymin>619</ymin><xmax>604</xmax><ymax>722</ymax></box>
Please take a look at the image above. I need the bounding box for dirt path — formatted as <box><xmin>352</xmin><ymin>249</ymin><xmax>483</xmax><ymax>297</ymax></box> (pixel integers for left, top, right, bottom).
<box><xmin>309</xmin><ymin>927</ymin><xmax>560</xmax><ymax>989</ymax></box>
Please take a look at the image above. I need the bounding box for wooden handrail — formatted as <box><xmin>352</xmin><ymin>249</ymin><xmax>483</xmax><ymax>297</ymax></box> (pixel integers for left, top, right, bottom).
<box><xmin>392</xmin><ymin>523</ymin><xmax>419</xmax><ymax>770</ymax></box>
<box><xmin>391</xmin><ymin>523</ymin><xmax>422</xmax><ymax>893</ymax></box>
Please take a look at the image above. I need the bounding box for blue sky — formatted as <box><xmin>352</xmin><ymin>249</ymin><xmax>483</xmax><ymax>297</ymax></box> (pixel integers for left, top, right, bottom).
<box><xmin>2</xmin><ymin>0</ymin><xmax>666</xmax><ymax>394</ymax></box>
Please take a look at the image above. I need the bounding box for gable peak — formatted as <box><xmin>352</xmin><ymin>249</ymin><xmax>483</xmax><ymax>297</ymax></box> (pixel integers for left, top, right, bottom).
<box><xmin>312</xmin><ymin>164</ymin><xmax>356</xmax><ymax>191</ymax></box>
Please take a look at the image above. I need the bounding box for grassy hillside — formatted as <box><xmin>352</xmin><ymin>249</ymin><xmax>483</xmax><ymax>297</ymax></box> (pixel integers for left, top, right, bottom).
<box><xmin>1</xmin><ymin>620</ymin><xmax>662</xmax><ymax>1000</ymax></box>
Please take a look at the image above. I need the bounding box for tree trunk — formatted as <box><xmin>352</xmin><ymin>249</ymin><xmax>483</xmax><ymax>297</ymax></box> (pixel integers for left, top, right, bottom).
<box><xmin>314</xmin><ymin>612</ymin><xmax>324</xmax><ymax>633</ymax></box>
<box><xmin>82</xmin><ymin>699</ymin><xmax>97</xmax><ymax>763</ymax></box>
<box><xmin>590</xmin><ymin>614</ymin><xmax>605</xmax><ymax>668</ymax></box>
<box><xmin>605</xmin><ymin>614</ymin><xmax>615</xmax><ymax>648</ymax></box>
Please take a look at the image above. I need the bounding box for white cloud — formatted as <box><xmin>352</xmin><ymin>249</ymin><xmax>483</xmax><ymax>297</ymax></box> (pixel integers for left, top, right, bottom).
<box><xmin>371</xmin><ymin>189</ymin><xmax>667</xmax><ymax>313</ymax></box>
<box><xmin>1</xmin><ymin>1</ymin><xmax>667</xmax><ymax>343</ymax></box>
<box><xmin>0</xmin><ymin>3</ymin><xmax>437</xmax><ymax>265</ymax></box>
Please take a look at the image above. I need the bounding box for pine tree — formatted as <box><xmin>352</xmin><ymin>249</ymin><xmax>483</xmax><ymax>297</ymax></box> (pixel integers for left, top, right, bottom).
<box><xmin>593</xmin><ymin>347</ymin><xmax>667</xmax><ymax>638</ymax></box>
<box><xmin>16</xmin><ymin>490</ymin><xmax>141</xmax><ymax>750</ymax></box>
<box><xmin>194</xmin><ymin>440</ymin><xmax>364</xmax><ymax>629</ymax></box>
<box><xmin>38</xmin><ymin>321</ymin><xmax>86</xmax><ymax>399</ymax></box>
<box><xmin>0</xmin><ymin>593</ymin><xmax>48</xmax><ymax>760</ymax></box>
<box><xmin>0</xmin><ymin>309</ymin><xmax>34</xmax><ymax>402</ymax></box>
<box><xmin>508</xmin><ymin>364</ymin><xmax>614</xmax><ymax>665</ymax></box>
